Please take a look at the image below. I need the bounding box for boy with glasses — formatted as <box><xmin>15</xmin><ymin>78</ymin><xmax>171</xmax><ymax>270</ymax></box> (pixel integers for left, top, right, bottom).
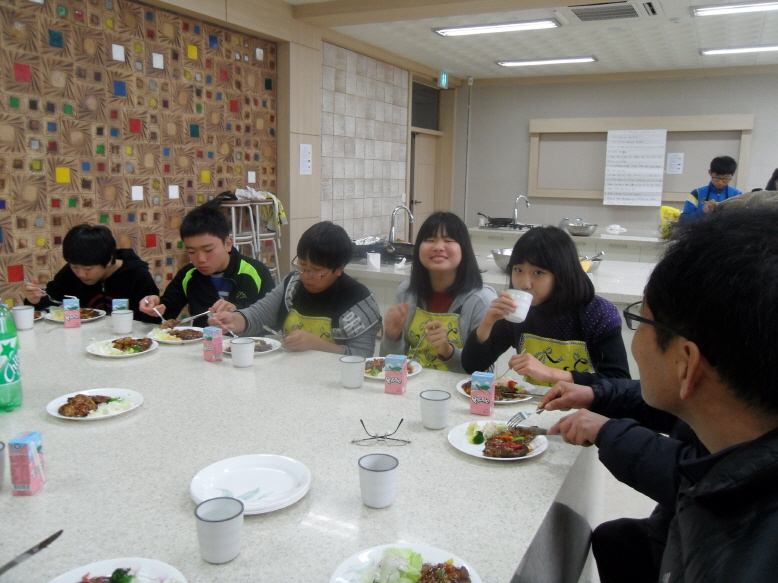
<box><xmin>210</xmin><ymin>221</ymin><xmax>381</xmax><ymax>357</ymax></box>
<box><xmin>679</xmin><ymin>155</ymin><xmax>741</xmax><ymax>221</ymax></box>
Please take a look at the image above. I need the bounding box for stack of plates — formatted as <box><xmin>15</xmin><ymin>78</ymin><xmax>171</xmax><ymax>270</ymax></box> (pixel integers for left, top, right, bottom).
<box><xmin>189</xmin><ymin>454</ymin><xmax>311</xmax><ymax>515</ymax></box>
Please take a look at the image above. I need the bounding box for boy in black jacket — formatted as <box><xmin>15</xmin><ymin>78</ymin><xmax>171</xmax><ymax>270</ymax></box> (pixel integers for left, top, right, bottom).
<box><xmin>140</xmin><ymin>200</ymin><xmax>274</xmax><ymax>327</ymax></box>
<box><xmin>23</xmin><ymin>224</ymin><xmax>159</xmax><ymax>323</ymax></box>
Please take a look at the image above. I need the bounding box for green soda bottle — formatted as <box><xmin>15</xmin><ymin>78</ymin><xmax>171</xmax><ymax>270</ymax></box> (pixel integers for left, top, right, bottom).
<box><xmin>0</xmin><ymin>303</ymin><xmax>22</xmax><ymax>412</ymax></box>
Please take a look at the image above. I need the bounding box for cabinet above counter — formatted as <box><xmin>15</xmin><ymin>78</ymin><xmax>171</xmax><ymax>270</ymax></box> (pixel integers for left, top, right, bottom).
<box><xmin>468</xmin><ymin>227</ymin><xmax>665</xmax><ymax>263</ymax></box>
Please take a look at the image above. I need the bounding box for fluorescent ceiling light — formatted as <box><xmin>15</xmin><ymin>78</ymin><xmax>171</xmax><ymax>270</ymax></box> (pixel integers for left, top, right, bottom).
<box><xmin>701</xmin><ymin>44</ymin><xmax>778</xmax><ymax>54</ymax></box>
<box><xmin>693</xmin><ymin>1</ymin><xmax>778</xmax><ymax>16</ymax></box>
<box><xmin>498</xmin><ymin>56</ymin><xmax>597</xmax><ymax>67</ymax></box>
<box><xmin>434</xmin><ymin>19</ymin><xmax>558</xmax><ymax>37</ymax></box>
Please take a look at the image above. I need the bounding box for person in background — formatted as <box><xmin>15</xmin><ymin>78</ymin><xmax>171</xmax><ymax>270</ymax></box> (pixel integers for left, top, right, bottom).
<box><xmin>546</xmin><ymin>208</ymin><xmax>778</xmax><ymax>582</ymax></box>
<box><xmin>679</xmin><ymin>155</ymin><xmax>741</xmax><ymax>221</ymax></box>
<box><xmin>209</xmin><ymin>221</ymin><xmax>381</xmax><ymax>358</ymax></box>
<box><xmin>766</xmin><ymin>168</ymin><xmax>778</xmax><ymax>191</ymax></box>
<box><xmin>380</xmin><ymin>212</ymin><xmax>496</xmax><ymax>373</ymax></box>
<box><xmin>140</xmin><ymin>199</ymin><xmax>274</xmax><ymax>327</ymax></box>
<box><xmin>22</xmin><ymin>224</ymin><xmax>159</xmax><ymax>323</ymax></box>
<box><xmin>461</xmin><ymin>226</ymin><xmax>630</xmax><ymax>385</ymax></box>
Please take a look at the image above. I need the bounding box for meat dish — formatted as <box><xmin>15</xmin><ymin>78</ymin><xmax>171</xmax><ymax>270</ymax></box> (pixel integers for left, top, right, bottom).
<box><xmin>160</xmin><ymin>318</ymin><xmax>180</xmax><ymax>329</ymax></box>
<box><xmin>461</xmin><ymin>378</ymin><xmax>529</xmax><ymax>401</ymax></box>
<box><xmin>79</xmin><ymin>308</ymin><xmax>99</xmax><ymax>319</ymax></box>
<box><xmin>58</xmin><ymin>393</ymin><xmax>112</xmax><ymax>418</ymax></box>
<box><xmin>112</xmin><ymin>337</ymin><xmax>153</xmax><ymax>353</ymax></box>
<box><xmin>482</xmin><ymin>426</ymin><xmax>536</xmax><ymax>459</ymax></box>
<box><xmin>224</xmin><ymin>339</ymin><xmax>273</xmax><ymax>353</ymax></box>
<box><xmin>419</xmin><ymin>562</ymin><xmax>471</xmax><ymax>583</ymax></box>
<box><xmin>167</xmin><ymin>329</ymin><xmax>203</xmax><ymax>341</ymax></box>
<box><xmin>365</xmin><ymin>358</ymin><xmax>418</xmax><ymax>376</ymax></box>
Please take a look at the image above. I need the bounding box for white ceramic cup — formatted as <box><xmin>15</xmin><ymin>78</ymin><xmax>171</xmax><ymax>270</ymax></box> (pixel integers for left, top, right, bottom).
<box><xmin>11</xmin><ymin>306</ymin><xmax>34</xmax><ymax>330</ymax></box>
<box><xmin>230</xmin><ymin>338</ymin><xmax>255</xmax><ymax>368</ymax></box>
<box><xmin>505</xmin><ymin>289</ymin><xmax>533</xmax><ymax>323</ymax></box>
<box><xmin>111</xmin><ymin>310</ymin><xmax>133</xmax><ymax>334</ymax></box>
<box><xmin>358</xmin><ymin>453</ymin><xmax>399</xmax><ymax>508</ymax></box>
<box><xmin>366</xmin><ymin>252</ymin><xmax>381</xmax><ymax>270</ymax></box>
<box><xmin>195</xmin><ymin>497</ymin><xmax>244</xmax><ymax>564</ymax></box>
<box><xmin>340</xmin><ymin>355</ymin><xmax>366</xmax><ymax>388</ymax></box>
<box><xmin>420</xmin><ymin>390</ymin><xmax>451</xmax><ymax>430</ymax></box>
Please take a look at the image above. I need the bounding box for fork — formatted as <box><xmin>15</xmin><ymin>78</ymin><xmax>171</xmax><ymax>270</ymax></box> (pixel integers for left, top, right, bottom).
<box><xmin>409</xmin><ymin>329</ymin><xmax>428</xmax><ymax>362</ymax></box>
<box><xmin>507</xmin><ymin>407</ymin><xmax>545</xmax><ymax>428</ymax></box>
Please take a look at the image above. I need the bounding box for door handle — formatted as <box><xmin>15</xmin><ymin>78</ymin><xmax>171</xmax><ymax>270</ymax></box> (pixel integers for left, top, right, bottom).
<box><xmin>411</xmin><ymin>200</ymin><xmax>422</xmax><ymax>205</ymax></box>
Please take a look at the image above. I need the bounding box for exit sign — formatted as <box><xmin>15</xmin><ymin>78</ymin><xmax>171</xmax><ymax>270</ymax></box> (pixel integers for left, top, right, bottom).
<box><xmin>437</xmin><ymin>71</ymin><xmax>448</xmax><ymax>89</ymax></box>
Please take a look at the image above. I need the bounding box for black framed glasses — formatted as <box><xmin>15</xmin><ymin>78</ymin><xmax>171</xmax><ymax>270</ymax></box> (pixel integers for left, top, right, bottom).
<box><xmin>710</xmin><ymin>174</ymin><xmax>733</xmax><ymax>183</ymax></box>
<box><xmin>623</xmin><ymin>301</ymin><xmax>683</xmax><ymax>337</ymax></box>
<box><xmin>291</xmin><ymin>256</ymin><xmax>332</xmax><ymax>280</ymax></box>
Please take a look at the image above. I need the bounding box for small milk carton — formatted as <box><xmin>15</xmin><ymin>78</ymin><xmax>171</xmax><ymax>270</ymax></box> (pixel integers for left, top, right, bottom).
<box><xmin>203</xmin><ymin>326</ymin><xmax>223</xmax><ymax>362</ymax></box>
<box><xmin>9</xmin><ymin>431</ymin><xmax>45</xmax><ymax>496</ymax></box>
<box><xmin>111</xmin><ymin>299</ymin><xmax>129</xmax><ymax>312</ymax></box>
<box><xmin>469</xmin><ymin>371</ymin><xmax>495</xmax><ymax>416</ymax></box>
<box><xmin>384</xmin><ymin>354</ymin><xmax>407</xmax><ymax>395</ymax></box>
<box><xmin>63</xmin><ymin>297</ymin><xmax>80</xmax><ymax>328</ymax></box>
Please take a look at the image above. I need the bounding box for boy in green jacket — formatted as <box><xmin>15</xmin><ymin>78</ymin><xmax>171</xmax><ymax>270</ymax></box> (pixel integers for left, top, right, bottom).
<box><xmin>140</xmin><ymin>200</ymin><xmax>274</xmax><ymax>327</ymax></box>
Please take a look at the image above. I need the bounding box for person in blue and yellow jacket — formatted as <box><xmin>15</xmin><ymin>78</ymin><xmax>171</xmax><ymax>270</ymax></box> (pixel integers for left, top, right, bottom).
<box><xmin>679</xmin><ymin>156</ymin><xmax>741</xmax><ymax>221</ymax></box>
<box><xmin>140</xmin><ymin>200</ymin><xmax>274</xmax><ymax>327</ymax></box>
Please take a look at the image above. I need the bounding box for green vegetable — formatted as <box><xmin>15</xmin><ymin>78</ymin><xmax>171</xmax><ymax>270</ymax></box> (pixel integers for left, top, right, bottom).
<box><xmin>362</xmin><ymin>548</ymin><xmax>423</xmax><ymax>583</ymax></box>
<box><xmin>471</xmin><ymin>431</ymin><xmax>484</xmax><ymax>444</ymax></box>
<box><xmin>109</xmin><ymin>568</ymin><xmax>135</xmax><ymax>583</ymax></box>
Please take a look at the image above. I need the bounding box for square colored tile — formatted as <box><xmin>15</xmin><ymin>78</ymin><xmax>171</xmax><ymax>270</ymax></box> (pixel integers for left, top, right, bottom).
<box><xmin>68</xmin><ymin>198</ymin><xmax>77</xmax><ymax>207</ymax></box>
<box><xmin>55</xmin><ymin>167</ymin><xmax>70</xmax><ymax>183</ymax></box>
<box><xmin>128</xmin><ymin>213</ymin><xmax>135</xmax><ymax>222</ymax></box>
<box><xmin>82</xmin><ymin>162</ymin><xmax>90</xmax><ymax>171</ymax></box>
<box><xmin>113</xmin><ymin>81</ymin><xmax>126</xmax><ymax>97</ymax></box>
<box><xmin>14</xmin><ymin>63</ymin><xmax>31</xmax><ymax>83</ymax></box>
<box><xmin>46</xmin><ymin>102</ymin><xmax>55</xmax><ymax>113</ymax></box>
<box><xmin>57</xmin><ymin>4</ymin><xmax>66</xmax><ymax>16</ymax></box>
<box><xmin>63</xmin><ymin>104</ymin><xmax>73</xmax><ymax>114</ymax></box>
<box><xmin>163</xmin><ymin>148</ymin><xmax>170</xmax><ymax>157</ymax></box>
<box><xmin>129</xmin><ymin>118</ymin><xmax>141</xmax><ymax>133</ymax></box>
<box><xmin>190</xmin><ymin>124</ymin><xmax>200</xmax><ymax>138</ymax></box>
<box><xmin>31</xmin><ymin>160</ymin><xmax>42</xmax><ymax>171</ymax></box>
<box><xmin>48</xmin><ymin>29</ymin><xmax>64</xmax><ymax>48</ymax></box>
<box><xmin>94</xmin><ymin>72</ymin><xmax>102</xmax><ymax>81</ymax></box>
<box><xmin>187</xmin><ymin>44</ymin><xmax>197</xmax><ymax>59</ymax></box>
<box><xmin>194</xmin><ymin>25</ymin><xmax>200</xmax><ymax>34</ymax></box>
<box><xmin>96</xmin><ymin>144</ymin><xmax>104</xmax><ymax>154</ymax></box>
<box><xmin>10</xmin><ymin>97</ymin><xmax>19</xmax><ymax>108</ymax></box>
<box><xmin>97</xmin><ymin>163</ymin><xmax>105</xmax><ymax>171</ymax></box>
<box><xmin>54</xmin><ymin>236</ymin><xmax>62</xmax><ymax>244</ymax></box>
<box><xmin>30</xmin><ymin>139</ymin><xmax>40</xmax><ymax>150</ymax></box>
<box><xmin>0</xmin><ymin>200</ymin><xmax>5</xmax><ymax>210</ymax></box>
<box><xmin>48</xmin><ymin>141</ymin><xmax>58</xmax><ymax>152</ymax></box>
<box><xmin>8</xmin><ymin>265</ymin><xmax>24</xmax><ymax>283</ymax></box>
<box><xmin>34</xmin><ymin>217</ymin><xmax>45</xmax><ymax>228</ymax></box>
<box><xmin>209</xmin><ymin>35</ymin><xmax>218</xmax><ymax>49</ymax></box>
<box><xmin>220</xmin><ymin>69</ymin><xmax>229</xmax><ymax>82</ymax></box>
<box><xmin>99</xmin><ymin>214</ymin><xmax>108</xmax><ymax>223</ymax></box>
<box><xmin>52</xmin><ymin>199</ymin><xmax>60</xmax><ymax>208</ymax></box>
<box><xmin>206</xmin><ymin>76</ymin><xmax>212</xmax><ymax>84</ymax></box>
<box><xmin>74</xmin><ymin>9</ymin><xmax>83</xmax><ymax>20</ymax></box>
<box><xmin>114</xmin><ymin>214</ymin><xmax>121</xmax><ymax>222</ymax></box>
<box><xmin>145</xmin><ymin>234</ymin><xmax>157</xmax><ymax>247</ymax></box>
<box><xmin>200</xmin><ymin>170</ymin><xmax>210</xmax><ymax>183</ymax></box>
<box><xmin>164</xmin><ymin>164</ymin><xmax>171</xmax><ymax>172</ymax></box>
<box><xmin>229</xmin><ymin>99</ymin><xmax>239</xmax><ymax>112</ymax></box>
<box><xmin>47</xmin><ymin>122</ymin><xmax>57</xmax><ymax>132</ymax></box>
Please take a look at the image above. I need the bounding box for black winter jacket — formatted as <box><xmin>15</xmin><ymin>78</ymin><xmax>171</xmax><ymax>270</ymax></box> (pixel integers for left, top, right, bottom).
<box><xmin>659</xmin><ymin>427</ymin><xmax>778</xmax><ymax>582</ymax></box>
<box><xmin>24</xmin><ymin>249</ymin><xmax>159</xmax><ymax>323</ymax></box>
<box><xmin>159</xmin><ymin>249</ymin><xmax>274</xmax><ymax>327</ymax></box>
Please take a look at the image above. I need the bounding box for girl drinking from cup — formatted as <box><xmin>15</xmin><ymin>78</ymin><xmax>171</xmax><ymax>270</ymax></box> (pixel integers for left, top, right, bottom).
<box><xmin>461</xmin><ymin>226</ymin><xmax>630</xmax><ymax>385</ymax></box>
<box><xmin>380</xmin><ymin>212</ymin><xmax>496</xmax><ymax>373</ymax></box>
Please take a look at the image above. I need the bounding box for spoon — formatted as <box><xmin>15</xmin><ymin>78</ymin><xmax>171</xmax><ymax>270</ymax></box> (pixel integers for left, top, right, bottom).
<box><xmin>152</xmin><ymin>307</ymin><xmax>165</xmax><ymax>323</ymax></box>
<box><xmin>208</xmin><ymin>312</ymin><xmax>238</xmax><ymax>337</ymax></box>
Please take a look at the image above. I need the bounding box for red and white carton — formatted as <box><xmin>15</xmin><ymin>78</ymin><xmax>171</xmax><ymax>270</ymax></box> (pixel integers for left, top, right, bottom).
<box><xmin>384</xmin><ymin>354</ymin><xmax>407</xmax><ymax>395</ymax></box>
<box><xmin>203</xmin><ymin>326</ymin><xmax>223</xmax><ymax>362</ymax></box>
<box><xmin>9</xmin><ymin>431</ymin><xmax>45</xmax><ymax>496</ymax></box>
<box><xmin>469</xmin><ymin>371</ymin><xmax>495</xmax><ymax>416</ymax></box>
<box><xmin>63</xmin><ymin>298</ymin><xmax>80</xmax><ymax>328</ymax></box>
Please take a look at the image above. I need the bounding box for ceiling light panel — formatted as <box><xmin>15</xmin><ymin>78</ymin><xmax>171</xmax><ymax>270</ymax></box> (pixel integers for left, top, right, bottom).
<box><xmin>433</xmin><ymin>19</ymin><xmax>559</xmax><ymax>37</ymax></box>
<box><xmin>701</xmin><ymin>44</ymin><xmax>778</xmax><ymax>54</ymax></box>
<box><xmin>693</xmin><ymin>1</ymin><xmax>778</xmax><ymax>16</ymax></box>
<box><xmin>498</xmin><ymin>56</ymin><xmax>598</xmax><ymax>66</ymax></box>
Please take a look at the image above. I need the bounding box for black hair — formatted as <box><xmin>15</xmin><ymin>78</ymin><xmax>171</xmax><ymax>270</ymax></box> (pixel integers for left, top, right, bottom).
<box><xmin>62</xmin><ymin>224</ymin><xmax>116</xmax><ymax>266</ymax></box>
<box><xmin>507</xmin><ymin>226</ymin><xmax>594</xmax><ymax>316</ymax></box>
<box><xmin>179</xmin><ymin>199</ymin><xmax>231</xmax><ymax>241</ymax></box>
<box><xmin>709</xmin><ymin>155</ymin><xmax>738</xmax><ymax>176</ymax></box>
<box><xmin>766</xmin><ymin>168</ymin><xmax>778</xmax><ymax>191</ymax></box>
<box><xmin>645</xmin><ymin>208</ymin><xmax>778</xmax><ymax>413</ymax></box>
<box><xmin>297</xmin><ymin>221</ymin><xmax>352</xmax><ymax>270</ymax></box>
<box><xmin>408</xmin><ymin>212</ymin><xmax>482</xmax><ymax>299</ymax></box>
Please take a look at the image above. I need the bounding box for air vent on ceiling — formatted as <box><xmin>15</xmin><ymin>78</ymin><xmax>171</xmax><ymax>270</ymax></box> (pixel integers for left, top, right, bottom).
<box><xmin>570</xmin><ymin>2</ymin><xmax>660</xmax><ymax>21</ymax></box>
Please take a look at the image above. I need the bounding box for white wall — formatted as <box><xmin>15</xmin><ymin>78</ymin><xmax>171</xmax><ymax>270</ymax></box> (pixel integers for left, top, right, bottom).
<box><xmin>454</xmin><ymin>74</ymin><xmax>778</xmax><ymax>232</ymax></box>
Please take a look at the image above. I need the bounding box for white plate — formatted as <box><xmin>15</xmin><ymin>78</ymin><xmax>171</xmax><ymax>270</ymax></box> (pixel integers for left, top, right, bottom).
<box><xmin>455</xmin><ymin>378</ymin><xmax>532</xmax><ymax>404</ymax></box>
<box><xmin>49</xmin><ymin>557</ymin><xmax>187</xmax><ymax>583</ymax></box>
<box><xmin>190</xmin><ymin>454</ymin><xmax>311</xmax><ymax>515</ymax></box>
<box><xmin>223</xmin><ymin>337</ymin><xmax>282</xmax><ymax>356</ymax></box>
<box><xmin>447</xmin><ymin>421</ymin><xmax>548</xmax><ymax>462</ymax></box>
<box><xmin>45</xmin><ymin>308</ymin><xmax>106</xmax><ymax>323</ymax></box>
<box><xmin>46</xmin><ymin>388</ymin><xmax>143</xmax><ymax>421</ymax></box>
<box><xmin>86</xmin><ymin>338</ymin><xmax>159</xmax><ymax>358</ymax></box>
<box><xmin>330</xmin><ymin>543</ymin><xmax>482</xmax><ymax>583</ymax></box>
<box><xmin>34</xmin><ymin>311</ymin><xmax>45</xmax><ymax>322</ymax></box>
<box><xmin>147</xmin><ymin>326</ymin><xmax>205</xmax><ymax>344</ymax></box>
<box><xmin>364</xmin><ymin>357</ymin><xmax>422</xmax><ymax>380</ymax></box>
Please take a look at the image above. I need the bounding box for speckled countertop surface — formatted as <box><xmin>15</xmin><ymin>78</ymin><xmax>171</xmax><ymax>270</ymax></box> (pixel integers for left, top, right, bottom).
<box><xmin>0</xmin><ymin>319</ymin><xmax>592</xmax><ymax>583</ymax></box>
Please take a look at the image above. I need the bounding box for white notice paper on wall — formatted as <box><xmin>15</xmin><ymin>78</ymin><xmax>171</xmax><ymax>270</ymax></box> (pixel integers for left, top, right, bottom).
<box><xmin>604</xmin><ymin>129</ymin><xmax>667</xmax><ymax>207</ymax></box>
<box><xmin>300</xmin><ymin>144</ymin><xmax>313</xmax><ymax>175</ymax></box>
<box><xmin>168</xmin><ymin>185</ymin><xmax>179</xmax><ymax>199</ymax></box>
<box><xmin>131</xmin><ymin>185</ymin><xmax>144</xmax><ymax>201</ymax></box>
<box><xmin>666</xmin><ymin>152</ymin><xmax>684</xmax><ymax>175</ymax></box>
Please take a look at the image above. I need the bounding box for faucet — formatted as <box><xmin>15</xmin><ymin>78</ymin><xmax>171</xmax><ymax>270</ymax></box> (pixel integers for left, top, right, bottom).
<box><xmin>389</xmin><ymin>205</ymin><xmax>414</xmax><ymax>243</ymax></box>
<box><xmin>513</xmin><ymin>195</ymin><xmax>530</xmax><ymax>226</ymax></box>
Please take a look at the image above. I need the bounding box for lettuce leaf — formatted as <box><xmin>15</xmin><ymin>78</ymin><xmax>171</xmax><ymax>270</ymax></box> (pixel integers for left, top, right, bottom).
<box><xmin>361</xmin><ymin>548</ymin><xmax>423</xmax><ymax>583</ymax></box>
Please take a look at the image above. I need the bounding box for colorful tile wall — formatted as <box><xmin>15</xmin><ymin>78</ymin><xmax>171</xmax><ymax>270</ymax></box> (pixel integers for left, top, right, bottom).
<box><xmin>0</xmin><ymin>0</ymin><xmax>277</xmax><ymax>302</ymax></box>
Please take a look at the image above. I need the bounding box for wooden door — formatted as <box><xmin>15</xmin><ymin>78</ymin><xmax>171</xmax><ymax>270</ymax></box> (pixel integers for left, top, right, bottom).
<box><xmin>410</xmin><ymin>132</ymin><xmax>437</xmax><ymax>240</ymax></box>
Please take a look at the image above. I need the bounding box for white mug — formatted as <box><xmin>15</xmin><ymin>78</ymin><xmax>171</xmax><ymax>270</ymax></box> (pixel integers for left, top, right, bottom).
<box><xmin>11</xmin><ymin>306</ymin><xmax>34</xmax><ymax>330</ymax></box>
<box><xmin>420</xmin><ymin>390</ymin><xmax>451</xmax><ymax>430</ymax></box>
<box><xmin>195</xmin><ymin>497</ymin><xmax>244</xmax><ymax>564</ymax></box>
<box><xmin>111</xmin><ymin>310</ymin><xmax>133</xmax><ymax>334</ymax></box>
<box><xmin>505</xmin><ymin>289</ymin><xmax>533</xmax><ymax>323</ymax></box>
<box><xmin>340</xmin><ymin>355</ymin><xmax>366</xmax><ymax>388</ymax></box>
<box><xmin>359</xmin><ymin>453</ymin><xmax>399</xmax><ymax>508</ymax></box>
<box><xmin>230</xmin><ymin>338</ymin><xmax>255</xmax><ymax>368</ymax></box>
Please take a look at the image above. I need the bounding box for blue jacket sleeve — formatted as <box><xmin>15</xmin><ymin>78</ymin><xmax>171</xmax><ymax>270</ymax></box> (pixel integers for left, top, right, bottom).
<box><xmin>679</xmin><ymin>189</ymin><xmax>704</xmax><ymax>222</ymax></box>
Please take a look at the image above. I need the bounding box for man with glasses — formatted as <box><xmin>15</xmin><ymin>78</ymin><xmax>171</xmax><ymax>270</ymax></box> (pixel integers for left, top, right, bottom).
<box><xmin>542</xmin><ymin>208</ymin><xmax>778</xmax><ymax>581</ymax></box>
<box><xmin>679</xmin><ymin>155</ymin><xmax>741</xmax><ymax>221</ymax></box>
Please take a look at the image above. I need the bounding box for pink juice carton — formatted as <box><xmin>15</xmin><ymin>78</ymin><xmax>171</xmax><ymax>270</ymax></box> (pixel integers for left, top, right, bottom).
<box><xmin>384</xmin><ymin>354</ymin><xmax>407</xmax><ymax>395</ymax></box>
<box><xmin>203</xmin><ymin>326</ymin><xmax>223</xmax><ymax>362</ymax></box>
<box><xmin>9</xmin><ymin>431</ymin><xmax>45</xmax><ymax>496</ymax></box>
<box><xmin>63</xmin><ymin>298</ymin><xmax>80</xmax><ymax>328</ymax></box>
<box><xmin>469</xmin><ymin>371</ymin><xmax>495</xmax><ymax>416</ymax></box>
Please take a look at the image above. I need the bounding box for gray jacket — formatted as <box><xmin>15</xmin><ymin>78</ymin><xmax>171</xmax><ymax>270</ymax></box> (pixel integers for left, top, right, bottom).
<box><xmin>379</xmin><ymin>279</ymin><xmax>497</xmax><ymax>373</ymax></box>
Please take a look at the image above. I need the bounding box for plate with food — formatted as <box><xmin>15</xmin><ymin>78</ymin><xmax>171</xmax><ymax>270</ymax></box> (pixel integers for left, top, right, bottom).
<box><xmin>190</xmin><ymin>454</ymin><xmax>312</xmax><ymax>515</ymax></box>
<box><xmin>456</xmin><ymin>377</ymin><xmax>534</xmax><ymax>404</ymax></box>
<box><xmin>447</xmin><ymin>421</ymin><xmax>548</xmax><ymax>461</ymax></box>
<box><xmin>330</xmin><ymin>543</ymin><xmax>482</xmax><ymax>583</ymax></box>
<box><xmin>46</xmin><ymin>388</ymin><xmax>143</xmax><ymax>421</ymax></box>
<box><xmin>34</xmin><ymin>310</ymin><xmax>44</xmax><ymax>321</ymax></box>
<box><xmin>223</xmin><ymin>337</ymin><xmax>282</xmax><ymax>356</ymax></box>
<box><xmin>45</xmin><ymin>307</ymin><xmax>106</xmax><ymax>323</ymax></box>
<box><xmin>364</xmin><ymin>357</ymin><xmax>422</xmax><ymax>380</ymax></box>
<box><xmin>147</xmin><ymin>326</ymin><xmax>204</xmax><ymax>344</ymax></box>
<box><xmin>86</xmin><ymin>337</ymin><xmax>158</xmax><ymax>358</ymax></box>
<box><xmin>48</xmin><ymin>557</ymin><xmax>187</xmax><ymax>583</ymax></box>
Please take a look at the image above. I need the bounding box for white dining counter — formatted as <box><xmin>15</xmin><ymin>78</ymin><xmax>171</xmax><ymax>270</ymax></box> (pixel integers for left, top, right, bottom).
<box><xmin>0</xmin><ymin>319</ymin><xmax>604</xmax><ymax>583</ymax></box>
